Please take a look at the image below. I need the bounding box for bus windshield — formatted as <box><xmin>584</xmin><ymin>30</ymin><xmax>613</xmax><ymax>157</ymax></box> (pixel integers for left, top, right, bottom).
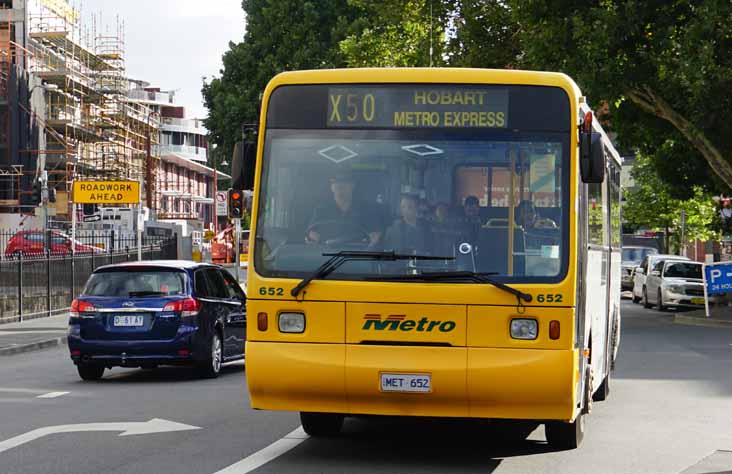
<box><xmin>255</xmin><ymin>130</ymin><xmax>568</xmax><ymax>282</ymax></box>
<box><xmin>255</xmin><ymin>84</ymin><xmax>570</xmax><ymax>283</ymax></box>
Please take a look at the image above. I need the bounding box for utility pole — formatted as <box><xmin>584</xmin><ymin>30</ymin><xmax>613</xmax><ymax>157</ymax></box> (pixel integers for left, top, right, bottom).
<box><xmin>40</xmin><ymin>170</ymin><xmax>48</xmax><ymax>232</ymax></box>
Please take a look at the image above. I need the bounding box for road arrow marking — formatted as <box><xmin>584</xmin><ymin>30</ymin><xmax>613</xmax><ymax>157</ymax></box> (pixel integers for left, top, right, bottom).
<box><xmin>213</xmin><ymin>426</ymin><xmax>308</xmax><ymax>474</ymax></box>
<box><xmin>0</xmin><ymin>418</ymin><xmax>200</xmax><ymax>454</ymax></box>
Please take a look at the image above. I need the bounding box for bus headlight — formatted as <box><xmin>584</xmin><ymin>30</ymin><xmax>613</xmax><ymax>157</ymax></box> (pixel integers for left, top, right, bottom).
<box><xmin>278</xmin><ymin>312</ymin><xmax>305</xmax><ymax>333</ymax></box>
<box><xmin>510</xmin><ymin>319</ymin><xmax>538</xmax><ymax>340</ymax></box>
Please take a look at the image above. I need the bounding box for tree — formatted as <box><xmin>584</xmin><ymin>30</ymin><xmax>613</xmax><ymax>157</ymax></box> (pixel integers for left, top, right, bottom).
<box><xmin>526</xmin><ymin>1</ymin><xmax>732</xmax><ymax>189</ymax></box>
<box><xmin>624</xmin><ymin>155</ymin><xmax>717</xmax><ymax>252</ymax></box>
<box><xmin>450</xmin><ymin>1</ymin><xmax>732</xmax><ymax>192</ymax></box>
<box><xmin>339</xmin><ymin>0</ymin><xmax>452</xmax><ymax>67</ymax></box>
<box><xmin>202</xmin><ymin>0</ymin><xmax>359</xmax><ymax>155</ymax></box>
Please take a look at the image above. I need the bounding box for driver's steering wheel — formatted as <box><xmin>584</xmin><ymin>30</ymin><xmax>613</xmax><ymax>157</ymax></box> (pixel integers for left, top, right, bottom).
<box><xmin>305</xmin><ymin>219</ymin><xmax>370</xmax><ymax>246</ymax></box>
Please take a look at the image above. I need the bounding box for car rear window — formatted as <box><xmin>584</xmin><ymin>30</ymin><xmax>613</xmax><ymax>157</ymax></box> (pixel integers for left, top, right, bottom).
<box><xmin>83</xmin><ymin>269</ymin><xmax>187</xmax><ymax>297</ymax></box>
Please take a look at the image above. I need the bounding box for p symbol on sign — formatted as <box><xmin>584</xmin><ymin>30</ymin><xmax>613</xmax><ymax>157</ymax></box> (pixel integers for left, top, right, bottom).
<box><xmin>710</xmin><ymin>269</ymin><xmax>722</xmax><ymax>283</ymax></box>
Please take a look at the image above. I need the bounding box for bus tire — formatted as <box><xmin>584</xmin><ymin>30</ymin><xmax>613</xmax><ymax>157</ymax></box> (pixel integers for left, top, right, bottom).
<box><xmin>545</xmin><ymin>413</ymin><xmax>585</xmax><ymax>450</ymax></box>
<box><xmin>300</xmin><ymin>412</ymin><xmax>344</xmax><ymax>437</ymax></box>
<box><xmin>593</xmin><ymin>373</ymin><xmax>610</xmax><ymax>401</ymax></box>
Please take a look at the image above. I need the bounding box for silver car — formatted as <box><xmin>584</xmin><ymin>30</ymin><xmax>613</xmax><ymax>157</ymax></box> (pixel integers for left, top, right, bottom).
<box><xmin>643</xmin><ymin>260</ymin><xmax>711</xmax><ymax>310</ymax></box>
<box><xmin>632</xmin><ymin>254</ymin><xmax>690</xmax><ymax>303</ymax></box>
<box><xmin>621</xmin><ymin>246</ymin><xmax>658</xmax><ymax>291</ymax></box>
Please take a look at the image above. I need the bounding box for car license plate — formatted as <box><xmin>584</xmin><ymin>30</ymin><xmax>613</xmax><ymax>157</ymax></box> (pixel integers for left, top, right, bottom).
<box><xmin>380</xmin><ymin>373</ymin><xmax>431</xmax><ymax>393</ymax></box>
<box><xmin>691</xmin><ymin>297</ymin><xmax>705</xmax><ymax>305</ymax></box>
<box><xmin>113</xmin><ymin>315</ymin><xmax>144</xmax><ymax>327</ymax></box>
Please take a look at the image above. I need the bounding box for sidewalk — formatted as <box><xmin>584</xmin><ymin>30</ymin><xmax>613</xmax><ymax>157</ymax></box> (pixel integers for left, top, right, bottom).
<box><xmin>674</xmin><ymin>307</ymin><xmax>732</xmax><ymax>328</ymax></box>
<box><xmin>0</xmin><ymin>313</ymin><xmax>69</xmax><ymax>356</ymax></box>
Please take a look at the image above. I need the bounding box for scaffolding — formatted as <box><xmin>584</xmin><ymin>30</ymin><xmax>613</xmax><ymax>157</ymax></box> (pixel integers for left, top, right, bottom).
<box><xmin>24</xmin><ymin>0</ymin><xmax>160</xmax><ymax>216</ymax></box>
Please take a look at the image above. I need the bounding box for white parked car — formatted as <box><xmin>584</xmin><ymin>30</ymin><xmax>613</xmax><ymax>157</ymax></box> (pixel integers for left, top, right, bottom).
<box><xmin>643</xmin><ymin>260</ymin><xmax>713</xmax><ymax>310</ymax></box>
<box><xmin>632</xmin><ymin>254</ymin><xmax>690</xmax><ymax>304</ymax></box>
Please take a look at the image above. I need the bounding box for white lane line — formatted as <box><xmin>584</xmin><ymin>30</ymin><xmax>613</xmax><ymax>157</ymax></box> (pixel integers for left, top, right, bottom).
<box><xmin>213</xmin><ymin>427</ymin><xmax>309</xmax><ymax>474</ymax></box>
<box><xmin>0</xmin><ymin>330</ymin><xmax>66</xmax><ymax>335</ymax></box>
<box><xmin>36</xmin><ymin>391</ymin><xmax>70</xmax><ymax>399</ymax></box>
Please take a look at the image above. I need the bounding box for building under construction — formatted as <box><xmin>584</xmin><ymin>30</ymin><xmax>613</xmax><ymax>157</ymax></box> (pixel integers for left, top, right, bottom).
<box><xmin>0</xmin><ymin>0</ymin><xmax>222</xmax><ymax>234</ymax></box>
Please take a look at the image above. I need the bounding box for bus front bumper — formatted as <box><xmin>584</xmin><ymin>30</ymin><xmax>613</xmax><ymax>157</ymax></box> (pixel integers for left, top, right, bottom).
<box><xmin>246</xmin><ymin>342</ymin><xmax>578</xmax><ymax>421</ymax></box>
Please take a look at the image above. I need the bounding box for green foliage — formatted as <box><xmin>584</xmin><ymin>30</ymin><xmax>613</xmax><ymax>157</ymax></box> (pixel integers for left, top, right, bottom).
<box><xmin>449</xmin><ymin>0</ymin><xmax>732</xmax><ymax>191</ymax></box>
<box><xmin>624</xmin><ymin>155</ymin><xmax>717</xmax><ymax>251</ymax></box>
<box><xmin>340</xmin><ymin>0</ymin><xmax>452</xmax><ymax>67</ymax></box>
<box><xmin>202</xmin><ymin>0</ymin><xmax>359</xmax><ymax>154</ymax></box>
<box><xmin>446</xmin><ymin>0</ymin><xmax>521</xmax><ymax>68</ymax></box>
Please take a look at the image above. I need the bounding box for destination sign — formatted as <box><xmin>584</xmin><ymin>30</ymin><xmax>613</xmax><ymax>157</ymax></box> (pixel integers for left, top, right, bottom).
<box><xmin>326</xmin><ymin>86</ymin><xmax>509</xmax><ymax>129</ymax></box>
<box><xmin>72</xmin><ymin>181</ymin><xmax>140</xmax><ymax>204</ymax></box>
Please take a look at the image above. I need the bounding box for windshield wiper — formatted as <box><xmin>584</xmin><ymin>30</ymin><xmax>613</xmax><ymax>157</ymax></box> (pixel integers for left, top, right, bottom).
<box><xmin>368</xmin><ymin>271</ymin><xmax>532</xmax><ymax>303</ymax></box>
<box><xmin>290</xmin><ymin>251</ymin><xmax>454</xmax><ymax>297</ymax></box>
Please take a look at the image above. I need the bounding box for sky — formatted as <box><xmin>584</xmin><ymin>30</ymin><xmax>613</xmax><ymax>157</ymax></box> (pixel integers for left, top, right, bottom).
<box><xmin>91</xmin><ymin>0</ymin><xmax>246</xmax><ymax>119</ymax></box>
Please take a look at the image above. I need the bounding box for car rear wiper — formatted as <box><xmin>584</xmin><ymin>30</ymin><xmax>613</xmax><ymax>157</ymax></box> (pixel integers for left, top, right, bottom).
<box><xmin>290</xmin><ymin>251</ymin><xmax>454</xmax><ymax>297</ymax></box>
<box><xmin>128</xmin><ymin>291</ymin><xmax>166</xmax><ymax>297</ymax></box>
<box><xmin>368</xmin><ymin>271</ymin><xmax>532</xmax><ymax>303</ymax></box>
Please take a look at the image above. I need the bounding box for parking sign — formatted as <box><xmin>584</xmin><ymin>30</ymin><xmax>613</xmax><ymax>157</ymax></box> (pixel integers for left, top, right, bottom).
<box><xmin>704</xmin><ymin>263</ymin><xmax>732</xmax><ymax>295</ymax></box>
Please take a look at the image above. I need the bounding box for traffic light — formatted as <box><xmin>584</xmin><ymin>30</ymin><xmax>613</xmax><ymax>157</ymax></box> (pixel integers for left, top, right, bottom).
<box><xmin>83</xmin><ymin>203</ymin><xmax>98</xmax><ymax>216</ymax></box>
<box><xmin>228</xmin><ymin>188</ymin><xmax>244</xmax><ymax>219</ymax></box>
<box><xmin>31</xmin><ymin>182</ymin><xmax>41</xmax><ymax>205</ymax></box>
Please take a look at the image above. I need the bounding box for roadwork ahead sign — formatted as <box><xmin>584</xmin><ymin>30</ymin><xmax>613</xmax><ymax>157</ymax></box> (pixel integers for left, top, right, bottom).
<box><xmin>73</xmin><ymin>181</ymin><xmax>140</xmax><ymax>204</ymax></box>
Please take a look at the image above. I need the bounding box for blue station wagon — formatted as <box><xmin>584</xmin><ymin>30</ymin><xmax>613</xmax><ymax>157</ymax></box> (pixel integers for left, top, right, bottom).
<box><xmin>68</xmin><ymin>261</ymin><xmax>246</xmax><ymax>380</ymax></box>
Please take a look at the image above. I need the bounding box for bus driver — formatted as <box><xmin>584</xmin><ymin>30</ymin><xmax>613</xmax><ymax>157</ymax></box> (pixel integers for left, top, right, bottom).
<box><xmin>305</xmin><ymin>171</ymin><xmax>382</xmax><ymax>246</ymax></box>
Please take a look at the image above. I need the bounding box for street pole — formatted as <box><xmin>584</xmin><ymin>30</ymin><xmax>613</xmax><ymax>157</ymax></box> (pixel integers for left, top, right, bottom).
<box><xmin>212</xmin><ymin>160</ymin><xmax>217</xmax><ymax>233</ymax></box>
<box><xmin>138</xmin><ymin>178</ymin><xmax>143</xmax><ymax>261</ymax></box>
<box><xmin>234</xmin><ymin>217</ymin><xmax>241</xmax><ymax>281</ymax></box>
<box><xmin>680</xmin><ymin>210</ymin><xmax>686</xmax><ymax>257</ymax></box>
<box><xmin>40</xmin><ymin>170</ymin><xmax>48</xmax><ymax>233</ymax></box>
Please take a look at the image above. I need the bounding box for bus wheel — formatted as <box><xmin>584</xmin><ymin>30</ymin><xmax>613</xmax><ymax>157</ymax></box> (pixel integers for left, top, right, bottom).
<box><xmin>593</xmin><ymin>373</ymin><xmax>610</xmax><ymax>401</ymax></box>
<box><xmin>300</xmin><ymin>412</ymin><xmax>344</xmax><ymax>437</ymax></box>
<box><xmin>545</xmin><ymin>413</ymin><xmax>585</xmax><ymax>450</ymax></box>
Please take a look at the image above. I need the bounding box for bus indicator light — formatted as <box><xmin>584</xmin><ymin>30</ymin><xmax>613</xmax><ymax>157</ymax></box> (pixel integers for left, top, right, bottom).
<box><xmin>257</xmin><ymin>312</ymin><xmax>268</xmax><ymax>331</ymax></box>
<box><xmin>549</xmin><ymin>320</ymin><xmax>560</xmax><ymax>340</ymax></box>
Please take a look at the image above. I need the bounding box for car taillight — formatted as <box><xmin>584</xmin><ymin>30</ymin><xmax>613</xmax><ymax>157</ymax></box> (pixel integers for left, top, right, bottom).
<box><xmin>69</xmin><ymin>299</ymin><xmax>95</xmax><ymax>318</ymax></box>
<box><xmin>163</xmin><ymin>298</ymin><xmax>200</xmax><ymax>317</ymax></box>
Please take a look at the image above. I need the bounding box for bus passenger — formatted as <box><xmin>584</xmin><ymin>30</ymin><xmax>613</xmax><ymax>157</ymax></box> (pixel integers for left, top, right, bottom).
<box><xmin>306</xmin><ymin>171</ymin><xmax>382</xmax><ymax>246</ymax></box>
<box><xmin>515</xmin><ymin>200</ymin><xmax>557</xmax><ymax>231</ymax></box>
<box><xmin>431</xmin><ymin>202</ymin><xmax>461</xmax><ymax>256</ymax></box>
<box><xmin>460</xmin><ymin>195</ymin><xmax>483</xmax><ymax>243</ymax></box>
<box><xmin>382</xmin><ymin>194</ymin><xmax>432</xmax><ymax>255</ymax></box>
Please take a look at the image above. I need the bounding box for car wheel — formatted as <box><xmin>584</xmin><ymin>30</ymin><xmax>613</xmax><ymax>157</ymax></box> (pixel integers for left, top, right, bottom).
<box><xmin>197</xmin><ymin>331</ymin><xmax>222</xmax><ymax>379</ymax></box>
<box><xmin>546</xmin><ymin>413</ymin><xmax>585</xmax><ymax>450</ymax></box>
<box><xmin>300</xmin><ymin>412</ymin><xmax>344</xmax><ymax>437</ymax></box>
<box><xmin>77</xmin><ymin>365</ymin><xmax>104</xmax><ymax>381</ymax></box>
<box><xmin>643</xmin><ymin>287</ymin><xmax>652</xmax><ymax>309</ymax></box>
<box><xmin>657</xmin><ymin>289</ymin><xmax>666</xmax><ymax>311</ymax></box>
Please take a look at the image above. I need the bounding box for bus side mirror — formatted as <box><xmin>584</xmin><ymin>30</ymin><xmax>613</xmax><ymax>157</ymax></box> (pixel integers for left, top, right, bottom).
<box><xmin>579</xmin><ymin>132</ymin><xmax>605</xmax><ymax>183</ymax></box>
<box><xmin>231</xmin><ymin>140</ymin><xmax>256</xmax><ymax>190</ymax></box>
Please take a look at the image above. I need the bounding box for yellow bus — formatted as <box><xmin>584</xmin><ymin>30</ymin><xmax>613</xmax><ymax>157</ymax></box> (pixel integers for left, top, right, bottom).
<box><xmin>241</xmin><ymin>68</ymin><xmax>622</xmax><ymax>449</ymax></box>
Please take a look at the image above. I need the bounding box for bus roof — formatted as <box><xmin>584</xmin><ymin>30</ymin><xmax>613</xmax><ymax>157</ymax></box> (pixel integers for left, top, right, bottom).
<box><xmin>264</xmin><ymin>68</ymin><xmax>582</xmax><ymax>102</ymax></box>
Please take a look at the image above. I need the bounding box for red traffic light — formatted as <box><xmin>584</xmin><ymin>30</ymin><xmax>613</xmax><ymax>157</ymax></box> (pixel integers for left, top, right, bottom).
<box><xmin>231</xmin><ymin>192</ymin><xmax>241</xmax><ymax>200</ymax></box>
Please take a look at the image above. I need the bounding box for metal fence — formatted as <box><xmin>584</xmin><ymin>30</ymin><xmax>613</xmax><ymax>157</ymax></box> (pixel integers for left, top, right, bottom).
<box><xmin>0</xmin><ymin>228</ymin><xmax>169</xmax><ymax>260</ymax></box>
<box><xmin>0</xmin><ymin>232</ymin><xmax>177</xmax><ymax>323</ymax></box>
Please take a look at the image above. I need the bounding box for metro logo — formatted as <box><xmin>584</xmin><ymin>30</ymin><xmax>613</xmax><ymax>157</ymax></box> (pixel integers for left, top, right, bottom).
<box><xmin>362</xmin><ymin>314</ymin><xmax>456</xmax><ymax>332</ymax></box>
